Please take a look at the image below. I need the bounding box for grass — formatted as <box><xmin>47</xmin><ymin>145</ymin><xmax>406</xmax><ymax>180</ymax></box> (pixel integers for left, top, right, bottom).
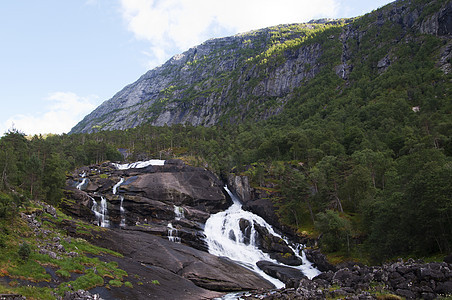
<box><xmin>0</xmin><ymin>201</ymin><xmax>132</xmax><ymax>299</ymax></box>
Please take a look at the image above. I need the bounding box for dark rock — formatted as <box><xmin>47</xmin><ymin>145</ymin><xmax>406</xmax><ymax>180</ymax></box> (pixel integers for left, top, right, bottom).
<box><xmin>419</xmin><ymin>267</ymin><xmax>446</xmax><ymax>281</ymax></box>
<box><xmin>421</xmin><ymin>292</ymin><xmax>437</xmax><ymax>300</ymax></box>
<box><xmin>395</xmin><ymin>288</ymin><xmax>416</xmax><ymax>299</ymax></box>
<box><xmin>332</xmin><ymin>268</ymin><xmax>362</xmax><ymax>288</ymax></box>
<box><xmin>444</xmin><ymin>254</ymin><xmax>452</xmax><ymax>264</ymax></box>
<box><xmin>253</xmin><ymin>223</ymin><xmax>301</xmax><ymax>265</ymax></box>
<box><xmin>88</xmin><ymin>229</ymin><xmax>274</xmax><ymax>292</ymax></box>
<box><xmin>313</xmin><ymin>270</ymin><xmax>334</xmax><ymax>282</ymax></box>
<box><xmin>243</xmin><ymin>198</ymin><xmax>281</xmax><ymax>230</ymax></box>
<box><xmin>305</xmin><ymin>249</ymin><xmax>336</xmax><ymax>272</ymax></box>
<box><xmin>388</xmin><ymin>270</ymin><xmax>406</xmax><ymax>287</ymax></box>
<box><xmin>297</xmin><ymin>279</ymin><xmax>326</xmax><ymax>299</ymax></box>
<box><xmin>239</xmin><ymin>218</ymin><xmax>252</xmax><ymax>244</ymax></box>
<box><xmin>435</xmin><ymin>280</ymin><xmax>452</xmax><ymax>295</ymax></box>
<box><xmin>257</xmin><ymin>261</ymin><xmax>307</xmax><ymax>287</ymax></box>
<box><xmin>120</xmin><ymin>170</ymin><xmax>230</xmax><ymax>213</ymax></box>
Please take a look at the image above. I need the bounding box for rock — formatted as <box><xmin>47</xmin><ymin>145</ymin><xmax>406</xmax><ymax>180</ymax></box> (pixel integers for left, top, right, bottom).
<box><xmin>243</xmin><ymin>199</ymin><xmax>281</xmax><ymax>230</ymax></box>
<box><xmin>297</xmin><ymin>278</ymin><xmax>326</xmax><ymax>299</ymax></box>
<box><xmin>63</xmin><ymin>162</ymin><xmax>229</xmax><ymax>251</ymax></box>
<box><xmin>257</xmin><ymin>261</ymin><xmax>307</xmax><ymax>287</ymax></box>
<box><xmin>435</xmin><ymin>280</ymin><xmax>452</xmax><ymax>295</ymax></box>
<box><xmin>88</xmin><ymin>229</ymin><xmax>274</xmax><ymax>292</ymax></box>
<box><xmin>377</xmin><ymin>55</ymin><xmax>391</xmax><ymax>73</ymax></box>
<box><xmin>120</xmin><ymin>169</ymin><xmax>230</xmax><ymax>213</ymax></box>
<box><xmin>305</xmin><ymin>249</ymin><xmax>336</xmax><ymax>272</ymax></box>
<box><xmin>419</xmin><ymin>266</ymin><xmax>446</xmax><ymax>281</ymax></box>
<box><xmin>253</xmin><ymin>223</ymin><xmax>301</xmax><ymax>265</ymax></box>
<box><xmin>444</xmin><ymin>254</ymin><xmax>452</xmax><ymax>264</ymax></box>
<box><xmin>395</xmin><ymin>288</ymin><xmax>416</xmax><ymax>299</ymax></box>
<box><xmin>228</xmin><ymin>175</ymin><xmax>252</xmax><ymax>203</ymax></box>
<box><xmin>63</xmin><ymin>289</ymin><xmax>102</xmax><ymax>300</ymax></box>
<box><xmin>239</xmin><ymin>218</ymin><xmax>252</xmax><ymax>244</ymax></box>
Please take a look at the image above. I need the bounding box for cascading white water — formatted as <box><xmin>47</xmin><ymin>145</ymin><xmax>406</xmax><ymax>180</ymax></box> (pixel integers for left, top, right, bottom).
<box><xmin>90</xmin><ymin>196</ymin><xmax>109</xmax><ymax>228</ymax></box>
<box><xmin>174</xmin><ymin>205</ymin><xmax>184</xmax><ymax>220</ymax></box>
<box><xmin>76</xmin><ymin>178</ymin><xmax>87</xmax><ymax>190</ymax></box>
<box><xmin>167</xmin><ymin>223</ymin><xmax>181</xmax><ymax>243</ymax></box>
<box><xmin>112</xmin><ymin>177</ymin><xmax>124</xmax><ymax>194</ymax></box>
<box><xmin>113</xmin><ymin>159</ymin><xmax>165</xmax><ymax>170</ymax></box>
<box><xmin>119</xmin><ymin>196</ymin><xmax>126</xmax><ymax>227</ymax></box>
<box><xmin>204</xmin><ymin>187</ymin><xmax>320</xmax><ymax>289</ymax></box>
<box><xmin>99</xmin><ymin>196</ymin><xmax>109</xmax><ymax>228</ymax></box>
<box><xmin>113</xmin><ymin>178</ymin><xmax>126</xmax><ymax>227</ymax></box>
<box><xmin>89</xmin><ymin>196</ymin><xmax>102</xmax><ymax>226</ymax></box>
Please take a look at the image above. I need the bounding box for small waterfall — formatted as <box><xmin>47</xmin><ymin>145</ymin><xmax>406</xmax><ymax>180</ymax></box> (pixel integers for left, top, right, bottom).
<box><xmin>99</xmin><ymin>196</ymin><xmax>109</xmax><ymax>228</ymax></box>
<box><xmin>174</xmin><ymin>205</ymin><xmax>184</xmax><ymax>220</ymax></box>
<box><xmin>167</xmin><ymin>223</ymin><xmax>181</xmax><ymax>243</ymax></box>
<box><xmin>119</xmin><ymin>196</ymin><xmax>126</xmax><ymax>227</ymax></box>
<box><xmin>113</xmin><ymin>159</ymin><xmax>165</xmax><ymax>170</ymax></box>
<box><xmin>90</xmin><ymin>196</ymin><xmax>109</xmax><ymax>228</ymax></box>
<box><xmin>112</xmin><ymin>177</ymin><xmax>124</xmax><ymax>194</ymax></box>
<box><xmin>76</xmin><ymin>178</ymin><xmax>87</xmax><ymax>190</ymax></box>
<box><xmin>113</xmin><ymin>178</ymin><xmax>126</xmax><ymax>227</ymax></box>
<box><xmin>204</xmin><ymin>187</ymin><xmax>320</xmax><ymax>288</ymax></box>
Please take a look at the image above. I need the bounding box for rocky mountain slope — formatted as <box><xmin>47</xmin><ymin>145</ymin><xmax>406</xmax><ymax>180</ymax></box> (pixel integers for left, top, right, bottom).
<box><xmin>70</xmin><ymin>0</ymin><xmax>452</xmax><ymax>134</ymax></box>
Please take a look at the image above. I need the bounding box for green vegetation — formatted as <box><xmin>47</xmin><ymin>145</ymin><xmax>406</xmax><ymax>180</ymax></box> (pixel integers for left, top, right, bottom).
<box><xmin>0</xmin><ymin>198</ymin><xmax>130</xmax><ymax>298</ymax></box>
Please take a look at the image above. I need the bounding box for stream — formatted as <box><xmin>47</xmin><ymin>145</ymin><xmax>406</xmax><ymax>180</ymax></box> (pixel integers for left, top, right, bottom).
<box><xmin>204</xmin><ymin>187</ymin><xmax>320</xmax><ymax>288</ymax></box>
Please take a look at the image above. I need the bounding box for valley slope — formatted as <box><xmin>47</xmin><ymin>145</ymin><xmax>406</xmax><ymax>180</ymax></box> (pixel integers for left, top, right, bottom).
<box><xmin>70</xmin><ymin>0</ymin><xmax>452</xmax><ymax>134</ymax></box>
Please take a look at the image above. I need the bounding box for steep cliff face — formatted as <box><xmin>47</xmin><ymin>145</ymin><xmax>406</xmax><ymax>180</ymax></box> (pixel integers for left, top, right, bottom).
<box><xmin>70</xmin><ymin>0</ymin><xmax>452</xmax><ymax>134</ymax></box>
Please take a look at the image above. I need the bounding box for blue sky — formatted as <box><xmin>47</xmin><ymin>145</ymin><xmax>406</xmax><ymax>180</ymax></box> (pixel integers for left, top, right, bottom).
<box><xmin>0</xmin><ymin>0</ymin><xmax>394</xmax><ymax>136</ymax></box>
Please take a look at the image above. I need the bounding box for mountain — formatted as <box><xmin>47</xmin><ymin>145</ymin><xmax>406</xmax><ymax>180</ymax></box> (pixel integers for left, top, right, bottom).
<box><xmin>70</xmin><ymin>0</ymin><xmax>452</xmax><ymax>134</ymax></box>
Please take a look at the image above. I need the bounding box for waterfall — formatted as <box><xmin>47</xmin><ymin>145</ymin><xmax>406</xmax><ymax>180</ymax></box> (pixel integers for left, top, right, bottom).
<box><xmin>90</xmin><ymin>196</ymin><xmax>109</xmax><ymax>228</ymax></box>
<box><xmin>113</xmin><ymin>159</ymin><xmax>165</xmax><ymax>170</ymax></box>
<box><xmin>167</xmin><ymin>223</ymin><xmax>181</xmax><ymax>243</ymax></box>
<box><xmin>113</xmin><ymin>178</ymin><xmax>126</xmax><ymax>227</ymax></box>
<box><xmin>174</xmin><ymin>205</ymin><xmax>184</xmax><ymax>220</ymax></box>
<box><xmin>90</xmin><ymin>196</ymin><xmax>102</xmax><ymax>226</ymax></box>
<box><xmin>99</xmin><ymin>196</ymin><xmax>109</xmax><ymax>228</ymax></box>
<box><xmin>112</xmin><ymin>177</ymin><xmax>124</xmax><ymax>194</ymax></box>
<box><xmin>76</xmin><ymin>178</ymin><xmax>87</xmax><ymax>190</ymax></box>
<box><xmin>204</xmin><ymin>187</ymin><xmax>320</xmax><ymax>288</ymax></box>
<box><xmin>119</xmin><ymin>196</ymin><xmax>126</xmax><ymax>227</ymax></box>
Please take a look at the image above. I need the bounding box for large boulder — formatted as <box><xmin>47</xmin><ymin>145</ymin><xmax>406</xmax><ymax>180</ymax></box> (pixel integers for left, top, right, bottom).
<box><xmin>89</xmin><ymin>229</ymin><xmax>275</xmax><ymax>292</ymax></box>
<box><xmin>254</xmin><ymin>223</ymin><xmax>302</xmax><ymax>266</ymax></box>
<box><xmin>257</xmin><ymin>261</ymin><xmax>307</xmax><ymax>288</ymax></box>
<box><xmin>120</xmin><ymin>170</ymin><xmax>230</xmax><ymax>214</ymax></box>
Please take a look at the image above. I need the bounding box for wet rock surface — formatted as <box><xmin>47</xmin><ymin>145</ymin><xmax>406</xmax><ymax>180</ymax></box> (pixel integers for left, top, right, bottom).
<box><xmin>86</xmin><ymin>228</ymin><xmax>275</xmax><ymax>293</ymax></box>
<box><xmin>63</xmin><ymin>160</ymin><xmax>230</xmax><ymax>251</ymax></box>
<box><xmin>62</xmin><ymin>160</ymin><xmax>276</xmax><ymax>297</ymax></box>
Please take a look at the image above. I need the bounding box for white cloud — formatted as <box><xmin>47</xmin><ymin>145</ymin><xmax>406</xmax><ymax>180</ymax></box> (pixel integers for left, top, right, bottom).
<box><xmin>2</xmin><ymin>92</ymin><xmax>100</xmax><ymax>136</ymax></box>
<box><xmin>120</xmin><ymin>0</ymin><xmax>339</xmax><ymax>67</ymax></box>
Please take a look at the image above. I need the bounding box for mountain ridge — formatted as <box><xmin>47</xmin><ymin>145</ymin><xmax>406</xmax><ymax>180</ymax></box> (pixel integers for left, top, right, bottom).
<box><xmin>70</xmin><ymin>0</ymin><xmax>452</xmax><ymax>134</ymax></box>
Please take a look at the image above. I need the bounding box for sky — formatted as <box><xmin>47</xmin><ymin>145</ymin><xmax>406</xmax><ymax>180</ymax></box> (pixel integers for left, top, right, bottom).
<box><xmin>0</xmin><ymin>0</ymin><xmax>394</xmax><ymax>136</ymax></box>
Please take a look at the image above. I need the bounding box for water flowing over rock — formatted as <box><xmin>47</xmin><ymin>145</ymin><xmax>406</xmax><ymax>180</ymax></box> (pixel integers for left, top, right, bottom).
<box><xmin>63</xmin><ymin>159</ymin><xmax>282</xmax><ymax>295</ymax></box>
<box><xmin>204</xmin><ymin>187</ymin><xmax>320</xmax><ymax>289</ymax></box>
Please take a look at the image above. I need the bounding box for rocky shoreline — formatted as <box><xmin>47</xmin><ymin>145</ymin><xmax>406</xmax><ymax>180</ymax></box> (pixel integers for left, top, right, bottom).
<box><xmin>242</xmin><ymin>257</ymin><xmax>452</xmax><ymax>299</ymax></box>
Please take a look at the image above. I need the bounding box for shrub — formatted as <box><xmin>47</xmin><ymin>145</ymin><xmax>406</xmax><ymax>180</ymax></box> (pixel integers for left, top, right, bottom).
<box><xmin>18</xmin><ymin>242</ymin><xmax>31</xmax><ymax>261</ymax></box>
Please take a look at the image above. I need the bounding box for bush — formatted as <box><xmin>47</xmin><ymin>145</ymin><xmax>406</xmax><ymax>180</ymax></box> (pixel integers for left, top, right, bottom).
<box><xmin>315</xmin><ymin>210</ymin><xmax>351</xmax><ymax>253</ymax></box>
<box><xmin>18</xmin><ymin>242</ymin><xmax>31</xmax><ymax>261</ymax></box>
